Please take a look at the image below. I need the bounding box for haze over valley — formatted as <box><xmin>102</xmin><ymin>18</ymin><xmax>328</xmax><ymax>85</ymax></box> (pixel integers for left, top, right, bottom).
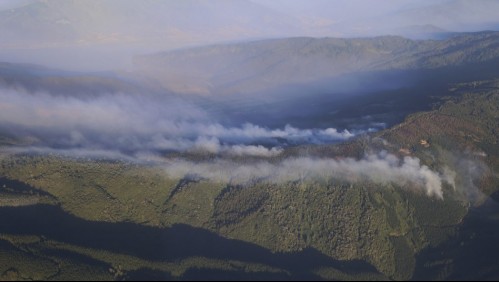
<box><xmin>0</xmin><ymin>1</ymin><xmax>498</xmax><ymax>280</ymax></box>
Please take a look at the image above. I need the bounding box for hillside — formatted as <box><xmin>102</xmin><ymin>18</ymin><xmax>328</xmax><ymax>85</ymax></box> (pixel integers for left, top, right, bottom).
<box><xmin>0</xmin><ymin>62</ymin><xmax>148</xmax><ymax>97</ymax></box>
<box><xmin>0</xmin><ymin>80</ymin><xmax>497</xmax><ymax>280</ymax></box>
<box><xmin>134</xmin><ymin>31</ymin><xmax>499</xmax><ymax>95</ymax></box>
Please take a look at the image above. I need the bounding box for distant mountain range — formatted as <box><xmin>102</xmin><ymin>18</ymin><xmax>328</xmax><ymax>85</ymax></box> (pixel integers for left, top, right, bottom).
<box><xmin>1</xmin><ymin>0</ymin><xmax>498</xmax><ymax>50</ymax></box>
<box><xmin>0</xmin><ymin>0</ymin><xmax>498</xmax><ymax>71</ymax></box>
<box><xmin>1</xmin><ymin>31</ymin><xmax>498</xmax><ymax>101</ymax></box>
<box><xmin>134</xmin><ymin>31</ymin><xmax>499</xmax><ymax>95</ymax></box>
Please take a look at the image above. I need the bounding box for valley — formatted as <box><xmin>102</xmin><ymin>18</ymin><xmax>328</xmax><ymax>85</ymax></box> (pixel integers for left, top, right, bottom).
<box><xmin>0</xmin><ymin>78</ymin><xmax>498</xmax><ymax>280</ymax></box>
<box><xmin>0</xmin><ymin>2</ymin><xmax>498</xmax><ymax>280</ymax></box>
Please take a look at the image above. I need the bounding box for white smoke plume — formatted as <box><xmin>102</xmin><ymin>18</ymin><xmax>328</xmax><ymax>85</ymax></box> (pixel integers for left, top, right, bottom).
<box><xmin>0</xmin><ymin>88</ymin><xmax>460</xmax><ymax>199</ymax></box>
<box><xmin>0</xmin><ymin>88</ymin><xmax>357</xmax><ymax>156</ymax></box>
<box><xmin>162</xmin><ymin>152</ymin><xmax>452</xmax><ymax>199</ymax></box>
<box><xmin>3</xmin><ymin>143</ymin><xmax>451</xmax><ymax>199</ymax></box>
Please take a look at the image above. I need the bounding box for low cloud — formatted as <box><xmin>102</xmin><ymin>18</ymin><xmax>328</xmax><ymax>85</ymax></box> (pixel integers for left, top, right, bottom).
<box><xmin>225</xmin><ymin>144</ymin><xmax>283</xmax><ymax>157</ymax></box>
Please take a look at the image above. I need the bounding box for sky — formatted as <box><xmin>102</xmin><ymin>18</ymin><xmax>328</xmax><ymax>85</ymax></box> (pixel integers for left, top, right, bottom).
<box><xmin>0</xmin><ymin>0</ymin><xmax>32</xmax><ymax>10</ymax></box>
<box><xmin>251</xmin><ymin>0</ymin><xmax>443</xmax><ymax>24</ymax></box>
<box><xmin>0</xmin><ymin>0</ymin><xmax>498</xmax><ymax>70</ymax></box>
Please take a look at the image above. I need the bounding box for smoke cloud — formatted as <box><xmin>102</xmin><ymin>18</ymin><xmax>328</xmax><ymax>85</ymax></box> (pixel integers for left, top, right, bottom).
<box><xmin>0</xmin><ymin>87</ymin><xmax>462</xmax><ymax>199</ymax></box>
<box><xmin>437</xmin><ymin>149</ymin><xmax>493</xmax><ymax>204</ymax></box>
<box><xmin>0</xmin><ymin>88</ymin><xmax>357</xmax><ymax>156</ymax></box>
<box><xmin>0</xmin><ymin>142</ymin><xmax>461</xmax><ymax>199</ymax></box>
<box><xmin>162</xmin><ymin>151</ymin><xmax>451</xmax><ymax>199</ymax></box>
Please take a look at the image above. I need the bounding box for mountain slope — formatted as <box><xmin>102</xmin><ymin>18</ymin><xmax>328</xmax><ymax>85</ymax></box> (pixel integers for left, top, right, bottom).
<box><xmin>0</xmin><ymin>80</ymin><xmax>497</xmax><ymax>280</ymax></box>
<box><xmin>134</xmin><ymin>31</ymin><xmax>499</xmax><ymax>95</ymax></box>
<box><xmin>0</xmin><ymin>62</ymin><xmax>148</xmax><ymax>97</ymax></box>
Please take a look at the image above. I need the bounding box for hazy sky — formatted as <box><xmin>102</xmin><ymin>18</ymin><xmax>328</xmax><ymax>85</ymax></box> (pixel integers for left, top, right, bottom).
<box><xmin>0</xmin><ymin>0</ymin><xmax>32</xmax><ymax>10</ymax></box>
<box><xmin>251</xmin><ymin>0</ymin><xmax>445</xmax><ymax>21</ymax></box>
<box><xmin>0</xmin><ymin>0</ymin><xmax>497</xmax><ymax>70</ymax></box>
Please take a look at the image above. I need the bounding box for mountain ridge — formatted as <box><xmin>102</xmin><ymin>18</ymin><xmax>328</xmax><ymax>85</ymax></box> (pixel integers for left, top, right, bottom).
<box><xmin>134</xmin><ymin>31</ymin><xmax>499</xmax><ymax>95</ymax></box>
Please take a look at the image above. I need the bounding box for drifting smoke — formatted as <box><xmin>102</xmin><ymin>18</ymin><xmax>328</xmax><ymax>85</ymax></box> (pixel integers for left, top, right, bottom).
<box><xmin>437</xmin><ymin>149</ymin><xmax>492</xmax><ymax>203</ymax></box>
<box><xmin>0</xmin><ymin>88</ymin><xmax>457</xmax><ymax>199</ymax></box>
<box><xmin>162</xmin><ymin>152</ymin><xmax>451</xmax><ymax>199</ymax></box>
<box><xmin>0</xmin><ymin>88</ymin><xmax>357</xmax><ymax>156</ymax></box>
